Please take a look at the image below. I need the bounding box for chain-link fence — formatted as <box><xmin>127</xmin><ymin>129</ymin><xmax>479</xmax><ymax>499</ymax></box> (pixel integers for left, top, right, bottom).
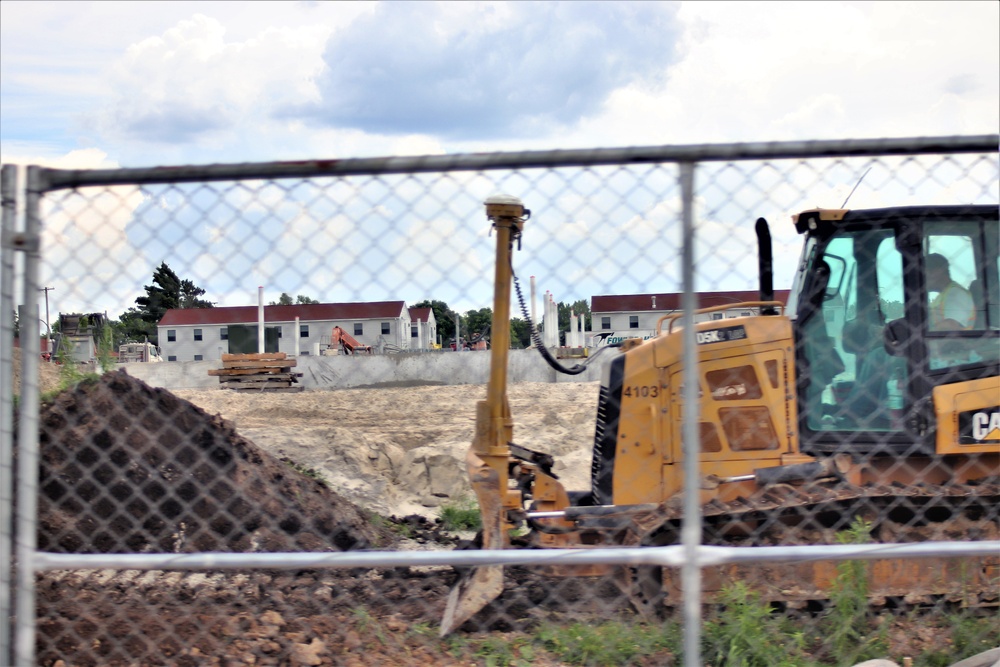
<box><xmin>2</xmin><ymin>136</ymin><xmax>999</xmax><ymax>667</ymax></box>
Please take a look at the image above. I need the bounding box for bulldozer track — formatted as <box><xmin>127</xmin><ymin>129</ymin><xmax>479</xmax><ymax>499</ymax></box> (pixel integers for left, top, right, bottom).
<box><xmin>615</xmin><ymin>476</ymin><xmax>1000</xmax><ymax>615</ymax></box>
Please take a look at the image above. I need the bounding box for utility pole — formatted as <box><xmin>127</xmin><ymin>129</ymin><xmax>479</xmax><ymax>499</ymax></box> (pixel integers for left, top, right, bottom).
<box><xmin>39</xmin><ymin>286</ymin><xmax>53</xmax><ymax>361</ymax></box>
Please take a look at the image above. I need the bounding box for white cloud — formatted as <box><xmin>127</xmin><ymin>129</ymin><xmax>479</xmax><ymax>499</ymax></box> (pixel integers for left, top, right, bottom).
<box><xmin>2</xmin><ymin>1</ymin><xmax>995</xmax><ymax>320</ymax></box>
<box><xmin>0</xmin><ymin>149</ymin><xmax>148</xmax><ymax>316</ymax></box>
<box><xmin>572</xmin><ymin>1</ymin><xmax>999</xmax><ymax>146</ymax></box>
<box><xmin>97</xmin><ymin>14</ymin><xmax>331</xmax><ymax>143</ymax></box>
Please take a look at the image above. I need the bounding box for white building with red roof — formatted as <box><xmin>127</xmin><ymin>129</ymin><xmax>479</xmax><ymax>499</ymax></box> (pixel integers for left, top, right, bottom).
<box><xmin>157</xmin><ymin>301</ymin><xmax>430</xmax><ymax>362</ymax></box>
<box><xmin>589</xmin><ymin>290</ymin><xmax>790</xmax><ymax>347</ymax></box>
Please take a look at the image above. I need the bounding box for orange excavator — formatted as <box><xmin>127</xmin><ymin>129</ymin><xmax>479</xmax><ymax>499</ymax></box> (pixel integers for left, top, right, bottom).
<box><xmin>330</xmin><ymin>326</ymin><xmax>373</xmax><ymax>355</ymax></box>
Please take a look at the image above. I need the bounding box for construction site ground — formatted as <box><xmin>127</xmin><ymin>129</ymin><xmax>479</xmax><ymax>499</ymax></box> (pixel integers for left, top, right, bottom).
<box><xmin>10</xmin><ymin>357</ymin><xmax>998</xmax><ymax>666</ymax></box>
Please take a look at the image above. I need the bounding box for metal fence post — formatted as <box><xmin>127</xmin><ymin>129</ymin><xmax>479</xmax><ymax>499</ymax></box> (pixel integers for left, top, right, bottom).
<box><xmin>14</xmin><ymin>165</ymin><xmax>43</xmax><ymax>667</ymax></box>
<box><xmin>679</xmin><ymin>161</ymin><xmax>702</xmax><ymax>667</ymax></box>
<box><xmin>0</xmin><ymin>163</ymin><xmax>19</xmax><ymax>667</ymax></box>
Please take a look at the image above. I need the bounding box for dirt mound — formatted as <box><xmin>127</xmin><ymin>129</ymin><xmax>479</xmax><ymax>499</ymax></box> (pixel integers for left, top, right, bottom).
<box><xmin>11</xmin><ymin>346</ymin><xmax>63</xmax><ymax>395</ymax></box>
<box><xmin>29</xmin><ymin>372</ymin><xmax>621</xmax><ymax>665</ymax></box>
<box><xmin>35</xmin><ymin>369</ymin><xmax>395</xmax><ymax>554</ymax></box>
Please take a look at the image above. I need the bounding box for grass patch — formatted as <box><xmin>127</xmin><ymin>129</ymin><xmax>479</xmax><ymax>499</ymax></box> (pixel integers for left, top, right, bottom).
<box><xmin>536</xmin><ymin>619</ymin><xmax>680</xmax><ymax>666</ymax></box>
<box><xmin>268</xmin><ymin>602</ymin><xmax>998</xmax><ymax>667</ymax></box>
<box><xmin>473</xmin><ymin>635</ymin><xmax>536</xmax><ymax>667</ymax></box>
<box><xmin>913</xmin><ymin>612</ymin><xmax>1000</xmax><ymax>667</ymax></box>
<box><xmin>361</xmin><ymin>510</ymin><xmax>416</xmax><ymax>541</ymax></box>
<box><xmin>278</xmin><ymin>456</ymin><xmax>330</xmax><ymax>487</ymax></box>
<box><xmin>438</xmin><ymin>495</ymin><xmax>482</xmax><ymax>532</ymax></box>
<box><xmin>704</xmin><ymin>581</ymin><xmax>810</xmax><ymax>667</ymax></box>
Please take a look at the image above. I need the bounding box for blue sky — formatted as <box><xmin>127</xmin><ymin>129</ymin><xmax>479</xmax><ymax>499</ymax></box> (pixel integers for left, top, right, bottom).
<box><xmin>2</xmin><ymin>1</ymin><xmax>998</xmax><ymax>318</ymax></box>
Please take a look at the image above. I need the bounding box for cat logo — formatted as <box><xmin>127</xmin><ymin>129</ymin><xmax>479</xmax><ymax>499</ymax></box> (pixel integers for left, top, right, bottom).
<box><xmin>958</xmin><ymin>408</ymin><xmax>1000</xmax><ymax>445</ymax></box>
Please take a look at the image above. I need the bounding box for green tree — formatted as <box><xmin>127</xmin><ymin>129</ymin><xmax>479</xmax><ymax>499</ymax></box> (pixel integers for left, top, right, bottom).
<box><xmin>510</xmin><ymin>317</ymin><xmax>532</xmax><ymax>348</ymax></box>
<box><xmin>269</xmin><ymin>293</ymin><xmax>319</xmax><ymax>306</ymax></box>
<box><xmin>464</xmin><ymin>307</ymin><xmax>493</xmax><ymax>337</ymax></box>
<box><xmin>413</xmin><ymin>299</ymin><xmax>458</xmax><ymax>343</ymax></box>
<box><xmin>116</xmin><ymin>307</ymin><xmax>153</xmax><ymax>345</ymax></box>
<box><xmin>129</xmin><ymin>262</ymin><xmax>213</xmax><ymax>345</ymax></box>
<box><xmin>553</xmin><ymin>299</ymin><xmax>591</xmax><ymax>345</ymax></box>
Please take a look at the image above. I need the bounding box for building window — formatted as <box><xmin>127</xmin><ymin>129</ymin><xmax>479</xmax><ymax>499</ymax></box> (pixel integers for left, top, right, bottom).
<box><xmin>411</xmin><ymin>324</ymin><xmax>419</xmax><ymax>338</ymax></box>
<box><xmin>276</xmin><ymin>326</ymin><xmax>282</xmax><ymax>338</ymax></box>
<box><xmin>741</xmin><ymin>311</ymin><xmax>752</xmax><ymax>317</ymax></box>
<box><xmin>167</xmin><ymin>355</ymin><xmax>177</xmax><ymax>362</ymax></box>
<box><xmin>712</xmin><ymin>313</ymin><xmax>724</xmax><ymax>320</ymax></box>
<box><xmin>381</xmin><ymin>322</ymin><xmax>391</xmax><ymax>335</ymax></box>
<box><xmin>220</xmin><ymin>327</ymin><xmax>228</xmax><ymax>340</ymax></box>
<box><xmin>194</xmin><ymin>354</ymin><xmax>203</xmax><ymax>361</ymax></box>
<box><xmin>194</xmin><ymin>328</ymin><xmax>203</xmax><ymax>341</ymax></box>
<box><xmin>629</xmin><ymin>315</ymin><xmax>639</xmax><ymax>329</ymax></box>
<box><xmin>601</xmin><ymin>317</ymin><xmax>611</xmax><ymax>330</ymax></box>
<box><xmin>167</xmin><ymin>330</ymin><xmax>176</xmax><ymax>342</ymax></box>
<box><xmin>354</xmin><ymin>323</ymin><xmax>363</xmax><ymax>336</ymax></box>
<box><xmin>300</xmin><ymin>324</ymin><xmax>309</xmax><ymax>338</ymax></box>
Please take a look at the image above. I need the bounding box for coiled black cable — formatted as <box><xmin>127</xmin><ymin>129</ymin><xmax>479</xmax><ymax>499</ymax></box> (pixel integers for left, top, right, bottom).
<box><xmin>510</xmin><ymin>257</ymin><xmax>609</xmax><ymax>375</ymax></box>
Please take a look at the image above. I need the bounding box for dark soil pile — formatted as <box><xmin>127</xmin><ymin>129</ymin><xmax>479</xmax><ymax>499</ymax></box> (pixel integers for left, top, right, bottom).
<box><xmin>35</xmin><ymin>369</ymin><xmax>396</xmax><ymax>554</ymax></box>
<box><xmin>27</xmin><ymin>371</ymin><xmax>627</xmax><ymax>666</ymax></box>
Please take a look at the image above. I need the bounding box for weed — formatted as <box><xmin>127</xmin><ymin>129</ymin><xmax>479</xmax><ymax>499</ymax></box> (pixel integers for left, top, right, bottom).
<box><xmin>406</xmin><ymin>622</ymin><xmax>437</xmax><ymax>639</ymax></box>
<box><xmin>55</xmin><ymin>341</ymin><xmax>87</xmax><ymax>387</ymax></box>
<box><xmin>279</xmin><ymin>456</ymin><xmax>329</xmax><ymax>487</ymax></box>
<box><xmin>473</xmin><ymin>635</ymin><xmax>534</xmax><ymax>667</ymax></box>
<box><xmin>703</xmin><ymin>582</ymin><xmax>809</xmax><ymax>667</ymax></box>
<box><xmin>536</xmin><ymin>619</ymin><xmax>679</xmax><ymax>666</ymax></box>
<box><xmin>350</xmin><ymin>607</ymin><xmax>388</xmax><ymax>646</ymax></box>
<box><xmin>364</xmin><ymin>510</ymin><xmax>418</xmax><ymax>539</ymax></box>
<box><xmin>96</xmin><ymin>323</ymin><xmax>116</xmax><ymax>373</ymax></box>
<box><xmin>825</xmin><ymin>516</ymin><xmax>888</xmax><ymax>663</ymax></box>
<box><xmin>914</xmin><ymin>612</ymin><xmax>1000</xmax><ymax>667</ymax></box>
<box><xmin>439</xmin><ymin>495</ymin><xmax>483</xmax><ymax>532</ymax></box>
<box><xmin>508</xmin><ymin>526</ymin><xmax>529</xmax><ymax>538</ymax></box>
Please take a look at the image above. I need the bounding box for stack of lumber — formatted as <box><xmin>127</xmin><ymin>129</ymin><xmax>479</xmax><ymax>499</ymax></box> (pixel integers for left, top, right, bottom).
<box><xmin>208</xmin><ymin>353</ymin><xmax>303</xmax><ymax>392</ymax></box>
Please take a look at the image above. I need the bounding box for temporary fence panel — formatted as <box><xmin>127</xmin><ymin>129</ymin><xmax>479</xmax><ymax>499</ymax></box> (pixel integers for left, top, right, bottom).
<box><xmin>1</xmin><ymin>136</ymin><xmax>998</xmax><ymax>667</ymax></box>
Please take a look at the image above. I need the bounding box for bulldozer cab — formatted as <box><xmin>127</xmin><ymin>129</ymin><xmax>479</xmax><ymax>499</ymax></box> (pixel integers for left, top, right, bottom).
<box><xmin>789</xmin><ymin>206</ymin><xmax>1000</xmax><ymax>455</ymax></box>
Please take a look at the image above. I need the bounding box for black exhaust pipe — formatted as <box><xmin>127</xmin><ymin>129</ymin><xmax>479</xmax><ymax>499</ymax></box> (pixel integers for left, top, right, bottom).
<box><xmin>755</xmin><ymin>217</ymin><xmax>777</xmax><ymax>315</ymax></box>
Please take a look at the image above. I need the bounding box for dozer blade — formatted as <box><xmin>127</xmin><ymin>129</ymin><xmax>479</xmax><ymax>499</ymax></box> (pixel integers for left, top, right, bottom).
<box><xmin>440</xmin><ymin>448</ymin><xmax>506</xmax><ymax>636</ymax></box>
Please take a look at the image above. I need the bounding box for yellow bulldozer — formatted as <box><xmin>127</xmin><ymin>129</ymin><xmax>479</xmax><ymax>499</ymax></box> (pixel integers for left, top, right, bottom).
<box><xmin>440</xmin><ymin>196</ymin><xmax>999</xmax><ymax>634</ymax></box>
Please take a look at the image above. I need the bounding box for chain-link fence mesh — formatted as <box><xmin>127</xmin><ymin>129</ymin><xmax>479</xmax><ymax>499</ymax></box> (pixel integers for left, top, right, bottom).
<box><xmin>2</xmin><ymin>137</ymin><xmax>999</xmax><ymax>666</ymax></box>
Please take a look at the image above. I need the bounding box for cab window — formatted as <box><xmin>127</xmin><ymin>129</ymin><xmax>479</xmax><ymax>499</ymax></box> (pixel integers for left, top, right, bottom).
<box><xmin>924</xmin><ymin>220</ymin><xmax>1000</xmax><ymax>370</ymax></box>
<box><xmin>802</xmin><ymin>229</ymin><xmax>905</xmax><ymax>433</ymax></box>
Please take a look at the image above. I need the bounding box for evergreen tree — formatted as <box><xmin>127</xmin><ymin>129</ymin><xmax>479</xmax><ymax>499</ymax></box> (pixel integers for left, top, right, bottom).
<box><xmin>127</xmin><ymin>262</ymin><xmax>213</xmax><ymax>344</ymax></box>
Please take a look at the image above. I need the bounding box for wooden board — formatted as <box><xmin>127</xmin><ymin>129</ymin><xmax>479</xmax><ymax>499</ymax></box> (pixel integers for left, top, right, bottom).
<box><xmin>209</xmin><ymin>366</ymin><xmax>295</xmax><ymax>376</ymax></box>
<box><xmin>220</xmin><ymin>380</ymin><xmax>294</xmax><ymax>388</ymax></box>
<box><xmin>217</xmin><ymin>359</ymin><xmax>298</xmax><ymax>369</ymax></box>
<box><xmin>221</xmin><ymin>353</ymin><xmax>288</xmax><ymax>361</ymax></box>
<box><xmin>224</xmin><ymin>385</ymin><xmax>304</xmax><ymax>393</ymax></box>
<box><xmin>218</xmin><ymin>369</ymin><xmax>302</xmax><ymax>382</ymax></box>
